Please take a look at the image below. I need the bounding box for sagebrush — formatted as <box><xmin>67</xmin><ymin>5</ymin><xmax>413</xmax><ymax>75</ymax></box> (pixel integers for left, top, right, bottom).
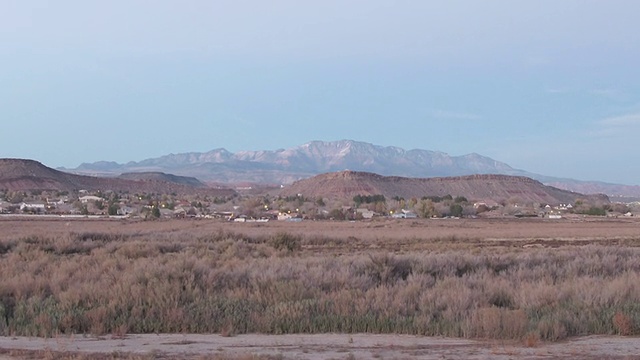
<box><xmin>1</xmin><ymin>224</ymin><xmax>640</xmax><ymax>342</ymax></box>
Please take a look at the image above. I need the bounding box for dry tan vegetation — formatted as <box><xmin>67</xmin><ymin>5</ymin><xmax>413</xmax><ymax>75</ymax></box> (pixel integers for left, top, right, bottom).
<box><xmin>1</xmin><ymin>217</ymin><xmax>640</xmax><ymax>346</ymax></box>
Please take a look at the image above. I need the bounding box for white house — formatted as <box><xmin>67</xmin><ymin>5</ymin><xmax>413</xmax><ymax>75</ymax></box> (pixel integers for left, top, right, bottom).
<box><xmin>79</xmin><ymin>195</ymin><xmax>103</xmax><ymax>203</ymax></box>
<box><xmin>356</xmin><ymin>208</ymin><xmax>375</xmax><ymax>219</ymax></box>
<box><xmin>392</xmin><ymin>209</ymin><xmax>418</xmax><ymax>219</ymax></box>
<box><xmin>19</xmin><ymin>202</ymin><xmax>46</xmax><ymax>212</ymax></box>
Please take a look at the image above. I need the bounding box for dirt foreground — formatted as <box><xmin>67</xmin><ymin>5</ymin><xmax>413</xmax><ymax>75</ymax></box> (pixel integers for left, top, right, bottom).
<box><xmin>1</xmin><ymin>334</ymin><xmax>640</xmax><ymax>359</ymax></box>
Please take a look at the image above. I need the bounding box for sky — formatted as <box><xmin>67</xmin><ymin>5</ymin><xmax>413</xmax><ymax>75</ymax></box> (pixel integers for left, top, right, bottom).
<box><xmin>2</xmin><ymin>1</ymin><xmax>640</xmax><ymax>185</ymax></box>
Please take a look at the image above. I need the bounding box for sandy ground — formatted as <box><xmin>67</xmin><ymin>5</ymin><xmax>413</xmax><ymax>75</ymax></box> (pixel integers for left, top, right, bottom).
<box><xmin>1</xmin><ymin>334</ymin><xmax>640</xmax><ymax>359</ymax></box>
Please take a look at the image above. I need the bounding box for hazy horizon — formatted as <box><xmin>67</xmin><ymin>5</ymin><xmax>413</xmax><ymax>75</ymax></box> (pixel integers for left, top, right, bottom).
<box><xmin>2</xmin><ymin>1</ymin><xmax>640</xmax><ymax>185</ymax></box>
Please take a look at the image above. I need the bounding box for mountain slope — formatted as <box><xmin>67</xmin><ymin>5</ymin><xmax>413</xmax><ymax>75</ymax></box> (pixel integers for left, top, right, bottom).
<box><xmin>0</xmin><ymin>159</ymin><xmax>234</xmax><ymax>195</ymax></box>
<box><xmin>118</xmin><ymin>172</ymin><xmax>206</xmax><ymax>188</ymax></box>
<box><xmin>280</xmin><ymin>171</ymin><xmax>606</xmax><ymax>205</ymax></box>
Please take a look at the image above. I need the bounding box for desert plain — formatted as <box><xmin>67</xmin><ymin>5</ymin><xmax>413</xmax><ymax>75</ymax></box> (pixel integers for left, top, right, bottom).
<box><xmin>1</xmin><ymin>216</ymin><xmax>640</xmax><ymax>359</ymax></box>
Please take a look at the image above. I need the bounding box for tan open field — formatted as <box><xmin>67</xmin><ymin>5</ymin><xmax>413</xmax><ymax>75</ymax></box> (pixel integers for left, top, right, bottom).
<box><xmin>2</xmin><ymin>215</ymin><xmax>640</xmax><ymax>247</ymax></box>
<box><xmin>1</xmin><ymin>216</ymin><xmax>640</xmax><ymax>359</ymax></box>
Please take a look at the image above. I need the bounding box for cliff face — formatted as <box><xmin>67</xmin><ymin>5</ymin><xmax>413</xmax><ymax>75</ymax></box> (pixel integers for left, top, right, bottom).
<box><xmin>280</xmin><ymin>171</ymin><xmax>606</xmax><ymax>205</ymax></box>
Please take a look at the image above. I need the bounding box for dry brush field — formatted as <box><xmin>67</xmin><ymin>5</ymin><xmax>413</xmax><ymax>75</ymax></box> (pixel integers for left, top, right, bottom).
<box><xmin>1</xmin><ymin>216</ymin><xmax>640</xmax><ymax>358</ymax></box>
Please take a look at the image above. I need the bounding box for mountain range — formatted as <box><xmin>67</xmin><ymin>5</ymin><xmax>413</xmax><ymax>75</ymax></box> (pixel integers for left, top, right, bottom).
<box><xmin>62</xmin><ymin>140</ymin><xmax>640</xmax><ymax>197</ymax></box>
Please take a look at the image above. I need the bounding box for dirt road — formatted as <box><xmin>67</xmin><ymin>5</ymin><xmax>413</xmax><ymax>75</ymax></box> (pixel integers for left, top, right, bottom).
<box><xmin>1</xmin><ymin>334</ymin><xmax>640</xmax><ymax>359</ymax></box>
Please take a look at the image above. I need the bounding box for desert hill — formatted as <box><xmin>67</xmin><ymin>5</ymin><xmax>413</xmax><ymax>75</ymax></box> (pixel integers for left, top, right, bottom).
<box><xmin>0</xmin><ymin>159</ymin><xmax>234</xmax><ymax>196</ymax></box>
<box><xmin>280</xmin><ymin>171</ymin><xmax>607</xmax><ymax>205</ymax></box>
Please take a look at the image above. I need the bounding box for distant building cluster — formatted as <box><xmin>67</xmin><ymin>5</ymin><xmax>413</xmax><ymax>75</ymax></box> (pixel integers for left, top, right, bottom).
<box><xmin>0</xmin><ymin>188</ymin><xmax>637</xmax><ymax>222</ymax></box>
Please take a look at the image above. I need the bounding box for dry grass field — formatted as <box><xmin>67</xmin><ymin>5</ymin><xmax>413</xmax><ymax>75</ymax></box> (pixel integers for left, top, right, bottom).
<box><xmin>1</xmin><ymin>216</ymin><xmax>640</xmax><ymax>359</ymax></box>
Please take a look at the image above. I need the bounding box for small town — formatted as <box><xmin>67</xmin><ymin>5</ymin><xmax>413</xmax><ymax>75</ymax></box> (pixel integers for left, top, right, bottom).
<box><xmin>1</xmin><ymin>188</ymin><xmax>637</xmax><ymax>221</ymax></box>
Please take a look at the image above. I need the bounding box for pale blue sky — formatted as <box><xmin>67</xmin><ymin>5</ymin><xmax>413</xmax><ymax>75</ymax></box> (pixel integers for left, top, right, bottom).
<box><xmin>2</xmin><ymin>1</ymin><xmax>640</xmax><ymax>184</ymax></box>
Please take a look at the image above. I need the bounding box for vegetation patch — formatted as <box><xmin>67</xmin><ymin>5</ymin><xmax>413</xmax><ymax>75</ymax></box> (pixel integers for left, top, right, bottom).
<box><xmin>2</xmin><ymin>221</ymin><xmax>640</xmax><ymax>344</ymax></box>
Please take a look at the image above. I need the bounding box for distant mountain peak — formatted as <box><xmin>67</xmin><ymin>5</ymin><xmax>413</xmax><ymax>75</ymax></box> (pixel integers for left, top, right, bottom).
<box><xmin>60</xmin><ymin>140</ymin><xmax>527</xmax><ymax>184</ymax></box>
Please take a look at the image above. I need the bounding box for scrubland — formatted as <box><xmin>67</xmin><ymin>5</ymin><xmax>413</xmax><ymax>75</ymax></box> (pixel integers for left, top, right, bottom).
<box><xmin>1</xmin><ymin>217</ymin><xmax>640</xmax><ymax>347</ymax></box>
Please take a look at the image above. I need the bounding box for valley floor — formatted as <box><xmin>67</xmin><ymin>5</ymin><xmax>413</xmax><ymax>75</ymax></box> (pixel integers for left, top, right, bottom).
<box><xmin>2</xmin><ymin>215</ymin><xmax>640</xmax><ymax>247</ymax></box>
